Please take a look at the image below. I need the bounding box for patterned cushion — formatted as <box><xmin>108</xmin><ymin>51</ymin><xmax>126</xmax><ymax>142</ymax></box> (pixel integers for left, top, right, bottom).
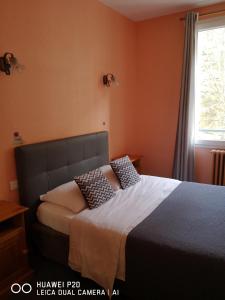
<box><xmin>110</xmin><ymin>156</ymin><xmax>141</xmax><ymax>189</ymax></box>
<box><xmin>74</xmin><ymin>169</ymin><xmax>115</xmax><ymax>209</ymax></box>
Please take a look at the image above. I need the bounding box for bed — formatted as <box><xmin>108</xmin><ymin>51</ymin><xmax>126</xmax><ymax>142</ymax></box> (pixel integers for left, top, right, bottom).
<box><xmin>15</xmin><ymin>131</ymin><xmax>225</xmax><ymax>299</ymax></box>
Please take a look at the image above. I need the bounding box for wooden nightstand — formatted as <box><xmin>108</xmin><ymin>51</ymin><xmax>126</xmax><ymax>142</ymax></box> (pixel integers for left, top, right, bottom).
<box><xmin>111</xmin><ymin>154</ymin><xmax>142</xmax><ymax>172</ymax></box>
<box><xmin>0</xmin><ymin>201</ymin><xmax>32</xmax><ymax>298</ymax></box>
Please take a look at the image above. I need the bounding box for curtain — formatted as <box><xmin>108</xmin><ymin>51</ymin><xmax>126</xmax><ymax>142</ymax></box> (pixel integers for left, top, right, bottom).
<box><xmin>172</xmin><ymin>11</ymin><xmax>198</xmax><ymax>181</ymax></box>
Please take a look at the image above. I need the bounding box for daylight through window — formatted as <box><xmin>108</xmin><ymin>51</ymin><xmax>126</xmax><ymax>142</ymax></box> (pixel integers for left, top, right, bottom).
<box><xmin>196</xmin><ymin>18</ymin><xmax>225</xmax><ymax>144</ymax></box>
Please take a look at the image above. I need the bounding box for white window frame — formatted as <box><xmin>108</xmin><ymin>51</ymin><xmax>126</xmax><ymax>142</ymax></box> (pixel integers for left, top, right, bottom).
<box><xmin>195</xmin><ymin>16</ymin><xmax>225</xmax><ymax>148</ymax></box>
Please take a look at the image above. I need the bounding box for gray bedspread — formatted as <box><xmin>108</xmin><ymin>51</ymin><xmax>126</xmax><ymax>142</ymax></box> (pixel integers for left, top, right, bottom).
<box><xmin>125</xmin><ymin>182</ymin><xmax>225</xmax><ymax>299</ymax></box>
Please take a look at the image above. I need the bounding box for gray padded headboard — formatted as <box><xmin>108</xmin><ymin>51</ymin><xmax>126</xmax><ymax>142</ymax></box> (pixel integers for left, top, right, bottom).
<box><xmin>15</xmin><ymin>131</ymin><xmax>109</xmax><ymax>225</ymax></box>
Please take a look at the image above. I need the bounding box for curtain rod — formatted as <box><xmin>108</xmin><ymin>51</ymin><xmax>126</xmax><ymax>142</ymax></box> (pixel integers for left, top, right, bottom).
<box><xmin>180</xmin><ymin>9</ymin><xmax>225</xmax><ymax>21</ymax></box>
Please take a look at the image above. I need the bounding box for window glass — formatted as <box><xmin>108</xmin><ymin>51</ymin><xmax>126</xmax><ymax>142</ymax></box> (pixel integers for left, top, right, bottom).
<box><xmin>196</xmin><ymin>17</ymin><xmax>225</xmax><ymax>143</ymax></box>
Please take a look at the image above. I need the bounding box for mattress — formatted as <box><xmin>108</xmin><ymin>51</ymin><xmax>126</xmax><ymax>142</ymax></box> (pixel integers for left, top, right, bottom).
<box><xmin>37</xmin><ymin>202</ymin><xmax>75</xmax><ymax>235</ymax></box>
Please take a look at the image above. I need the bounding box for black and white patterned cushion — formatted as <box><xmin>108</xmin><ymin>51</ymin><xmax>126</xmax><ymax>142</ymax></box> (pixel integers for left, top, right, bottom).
<box><xmin>110</xmin><ymin>156</ymin><xmax>141</xmax><ymax>189</ymax></box>
<box><xmin>74</xmin><ymin>169</ymin><xmax>115</xmax><ymax>209</ymax></box>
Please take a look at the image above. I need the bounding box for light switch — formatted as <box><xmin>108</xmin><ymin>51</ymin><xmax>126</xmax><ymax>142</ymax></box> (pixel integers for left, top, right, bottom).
<box><xmin>9</xmin><ymin>180</ymin><xmax>18</xmax><ymax>191</ymax></box>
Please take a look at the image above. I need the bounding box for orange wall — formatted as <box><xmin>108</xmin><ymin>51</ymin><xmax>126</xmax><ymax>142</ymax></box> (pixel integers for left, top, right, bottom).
<box><xmin>135</xmin><ymin>2</ymin><xmax>225</xmax><ymax>183</ymax></box>
<box><xmin>195</xmin><ymin>147</ymin><xmax>213</xmax><ymax>184</ymax></box>
<box><xmin>2</xmin><ymin>1</ymin><xmax>225</xmax><ymax>204</ymax></box>
<box><xmin>135</xmin><ymin>12</ymin><xmax>184</xmax><ymax>177</ymax></box>
<box><xmin>0</xmin><ymin>0</ymin><xmax>137</xmax><ymax>202</ymax></box>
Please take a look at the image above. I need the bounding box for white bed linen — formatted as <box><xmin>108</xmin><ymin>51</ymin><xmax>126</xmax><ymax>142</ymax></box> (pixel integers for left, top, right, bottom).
<box><xmin>69</xmin><ymin>175</ymin><xmax>180</xmax><ymax>294</ymax></box>
<box><xmin>37</xmin><ymin>202</ymin><xmax>75</xmax><ymax>235</ymax></box>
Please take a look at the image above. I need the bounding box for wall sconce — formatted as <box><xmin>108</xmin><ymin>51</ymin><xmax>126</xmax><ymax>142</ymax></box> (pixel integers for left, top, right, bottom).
<box><xmin>0</xmin><ymin>52</ymin><xmax>18</xmax><ymax>75</ymax></box>
<box><xmin>103</xmin><ymin>73</ymin><xmax>118</xmax><ymax>87</ymax></box>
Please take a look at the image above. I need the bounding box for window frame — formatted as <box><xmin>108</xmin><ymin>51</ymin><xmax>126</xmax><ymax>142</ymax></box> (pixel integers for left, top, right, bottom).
<box><xmin>195</xmin><ymin>16</ymin><xmax>225</xmax><ymax>148</ymax></box>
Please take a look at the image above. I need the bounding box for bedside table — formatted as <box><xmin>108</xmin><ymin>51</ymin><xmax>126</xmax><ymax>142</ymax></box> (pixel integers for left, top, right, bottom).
<box><xmin>0</xmin><ymin>201</ymin><xmax>32</xmax><ymax>297</ymax></box>
<box><xmin>111</xmin><ymin>154</ymin><xmax>142</xmax><ymax>172</ymax></box>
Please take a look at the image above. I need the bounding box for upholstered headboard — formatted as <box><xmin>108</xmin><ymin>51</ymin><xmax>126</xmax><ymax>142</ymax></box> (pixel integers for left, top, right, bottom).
<box><xmin>15</xmin><ymin>131</ymin><xmax>109</xmax><ymax>226</ymax></box>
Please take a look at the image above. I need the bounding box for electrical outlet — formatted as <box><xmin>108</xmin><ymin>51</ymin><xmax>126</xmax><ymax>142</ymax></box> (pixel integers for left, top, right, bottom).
<box><xmin>9</xmin><ymin>180</ymin><xmax>18</xmax><ymax>191</ymax></box>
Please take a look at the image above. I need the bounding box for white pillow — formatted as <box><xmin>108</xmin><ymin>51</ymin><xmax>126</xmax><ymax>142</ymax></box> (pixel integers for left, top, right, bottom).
<box><xmin>40</xmin><ymin>181</ymin><xmax>87</xmax><ymax>213</ymax></box>
<box><xmin>40</xmin><ymin>165</ymin><xmax>120</xmax><ymax>212</ymax></box>
<box><xmin>100</xmin><ymin>164</ymin><xmax>121</xmax><ymax>191</ymax></box>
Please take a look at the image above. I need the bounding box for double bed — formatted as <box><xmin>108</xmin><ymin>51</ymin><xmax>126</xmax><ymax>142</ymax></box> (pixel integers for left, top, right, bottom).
<box><xmin>15</xmin><ymin>131</ymin><xmax>225</xmax><ymax>299</ymax></box>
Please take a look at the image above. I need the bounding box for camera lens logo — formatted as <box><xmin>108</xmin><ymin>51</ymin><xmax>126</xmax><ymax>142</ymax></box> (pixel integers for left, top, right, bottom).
<box><xmin>11</xmin><ymin>283</ymin><xmax>32</xmax><ymax>294</ymax></box>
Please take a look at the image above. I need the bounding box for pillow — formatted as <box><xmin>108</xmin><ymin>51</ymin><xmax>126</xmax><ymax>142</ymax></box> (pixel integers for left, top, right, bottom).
<box><xmin>40</xmin><ymin>181</ymin><xmax>87</xmax><ymax>213</ymax></box>
<box><xmin>74</xmin><ymin>169</ymin><xmax>115</xmax><ymax>209</ymax></box>
<box><xmin>99</xmin><ymin>164</ymin><xmax>121</xmax><ymax>191</ymax></box>
<box><xmin>110</xmin><ymin>155</ymin><xmax>141</xmax><ymax>189</ymax></box>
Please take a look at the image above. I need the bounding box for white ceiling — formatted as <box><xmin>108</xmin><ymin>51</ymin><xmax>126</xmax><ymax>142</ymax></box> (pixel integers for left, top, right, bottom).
<box><xmin>99</xmin><ymin>0</ymin><xmax>224</xmax><ymax>21</ymax></box>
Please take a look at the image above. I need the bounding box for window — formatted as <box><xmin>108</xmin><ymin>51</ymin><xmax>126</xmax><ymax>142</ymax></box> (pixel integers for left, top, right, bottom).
<box><xmin>195</xmin><ymin>16</ymin><xmax>225</xmax><ymax>146</ymax></box>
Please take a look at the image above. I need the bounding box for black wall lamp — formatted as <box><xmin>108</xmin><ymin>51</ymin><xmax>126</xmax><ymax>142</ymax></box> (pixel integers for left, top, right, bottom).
<box><xmin>103</xmin><ymin>73</ymin><xmax>118</xmax><ymax>87</ymax></box>
<box><xmin>0</xmin><ymin>52</ymin><xmax>18</xmax><ymax>75</ymax></box>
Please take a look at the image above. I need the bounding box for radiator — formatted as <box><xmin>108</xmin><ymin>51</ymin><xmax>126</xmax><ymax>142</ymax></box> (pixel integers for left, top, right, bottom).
<box><xmin>211</xmin><ymin>149</ymin><xmax>225</xmax><ymax>185</ymax></box>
